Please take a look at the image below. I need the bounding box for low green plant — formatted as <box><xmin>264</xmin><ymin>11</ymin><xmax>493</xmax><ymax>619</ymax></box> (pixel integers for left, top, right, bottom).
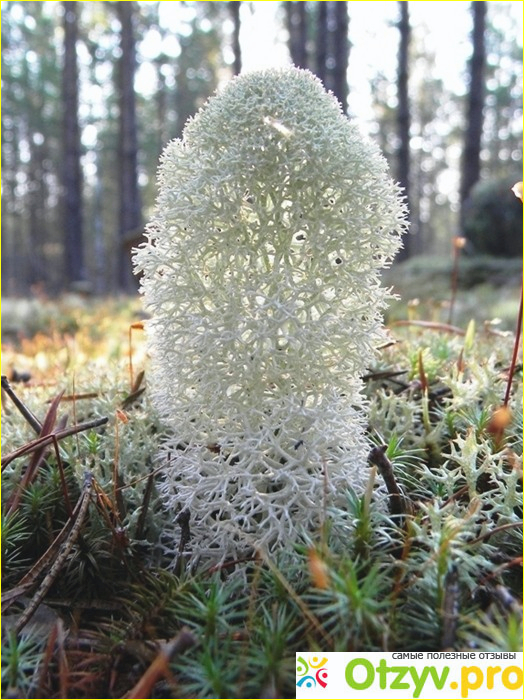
<box><xmin>1</xmin><ymin>629</ymin><xmax>45</xmax><ymax>698</ymax></box>
<box><xmin>462</xmin><ymin>176</ymin><xmax>523</xmax><ymax>258</ymax></box>
<box><xmin>2</xmin><ymin>300</ymin><xmax>522</xmax><ymax>697</ymax></box>
<box><xmin>2</xmin><ymin>198</ymin><xmax>522</xmax><ymax>699</ymax></box>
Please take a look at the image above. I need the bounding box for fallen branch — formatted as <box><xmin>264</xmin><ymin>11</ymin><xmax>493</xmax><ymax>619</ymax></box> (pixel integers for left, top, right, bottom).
<box><xmin>123</xmin><ymin>628</ymin><xmax>197</xmax><ymax>699</ymax></box>
<box><xmin>390</xmin><ymin>320</ymin><xmax>465</xmax><ymax>335</ymax></box>
<box><xmin>368</xmin><ymin>445</ymin><xmax>413</xmax><ymax>525</ymax></box>
<box><xmin>1</xmin><ymin>416</ymin><xmax>108</xmax><ymax>471</ymax></box>
<box><xmin>13</xmin><ymin>472</ymin><xmax>94</xmax><ymax>634</ymax></box>
<box><xmin>1</xmin><ymin>375</ymin><xmax>42</xmax><ymax>434</ymax></box>
<box><xmin>5</xmin><ymin>390</ymin><xmax>66</xmax><ymax>513</ymax></box>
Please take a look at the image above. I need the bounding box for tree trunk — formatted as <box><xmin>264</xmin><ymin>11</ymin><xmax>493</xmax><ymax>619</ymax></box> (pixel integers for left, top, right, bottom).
<box><xmin>316</xmin><ymin>2</ymin><xmax>328</xmax><ymax>84</ymax></box>
<box><xmin>395</xmin><ymin>0</ymin><xmax>412</xmax><ymax>260</ymax></box>
<box><xmin>460</xmin><ymin>1</ymin><xmax>487</xmax><ymax>226</ymax></box>
<box><xmin>316</xmin><ymin>2</ymin><xmax>349</xmax><ymax>112</ymax></box>
<box><xmin>229</xmin><ymin>2</ymin><xmax>242</xmax><ymax>75</ymax></box>
<box><xmin>286</xmin><ymin>1</ymin><xmax>308</xmax><ymax>68</ymax></box>
<box><xmin>116</xmin><ymin>0</ymin><xmax>142</xmax><ymax>292</ymax></box>
<box><xmin>332</xmin><ymin>1</ymin><xmax>349</xmax><ymax>113</ymax></box>
<box><xmin>62</xmin><ymin>0</ymin><xmax>85</xmax><ymax>288</ymax></box>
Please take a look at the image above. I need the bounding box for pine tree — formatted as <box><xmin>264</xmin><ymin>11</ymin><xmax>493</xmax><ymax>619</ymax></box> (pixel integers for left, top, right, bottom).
<box><xmin>395</xmin><ymin>0</ymin><xmax>412</xmax><ymax>260</ymax></box>
<box><xmin>229</xmin><ymin>1</ymin><xmax>242</xmax><ymax>75</ymax></box>
<box><xmin>314</xmin><ymin>2</ymin><xmax>350</xmax><ymax>112</ymax></box>
<box><xmin>115</xmin><ymin>0</ymin><xmax>142</xmax><ymax>292</ymax></box>
<box><xmin>460</xmin><ymin>1</ymin><xmax>487</xmax><ymax>226</ymax></box>
<box><xmin>62</xmin><ymin>0</ymin><xmax>85</xmax><ymax>288</ymax></box>
<box><xmin>331</xmin><ymin>1</ymin><xmax>349</xmax><ymax>114</ymax></box>
<box><xmin>286</xmin><ymin>1</ymin><xmax>309</xmax><ymax>68</ymax></box>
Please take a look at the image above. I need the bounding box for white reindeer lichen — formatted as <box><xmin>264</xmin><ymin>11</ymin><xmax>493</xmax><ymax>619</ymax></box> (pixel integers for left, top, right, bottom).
<box><xmin>134</xmin><ymin>67</ymin><xmax>408</xmax><ymax>562</ymax></box>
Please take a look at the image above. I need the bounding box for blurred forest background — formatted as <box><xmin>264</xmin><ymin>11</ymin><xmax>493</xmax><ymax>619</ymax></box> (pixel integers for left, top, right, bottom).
<box><xmin>1</xmin><ymin>0</ymin><xmax>522</xmax><ymax>297</ymax></box>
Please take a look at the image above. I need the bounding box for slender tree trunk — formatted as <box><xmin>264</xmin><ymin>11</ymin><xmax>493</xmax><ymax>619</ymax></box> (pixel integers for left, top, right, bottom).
<box><xmin>229</xmin><ymin>2</ymin><xmax>242</xmax><ymax>75</ymax></box>
<box><xmin>155</xmin><ymin>61</ymin><xmax>168</xmax><ymax>155</ymax></box>
<box><xmin>28</xmin><ymin>148</ymin><xmax>45</xmax><ymax>287</ymax></box>
<box><xmin>286</xmin><ymin>1</ymin><xmax>308</xmax><ymax>68</ymax></box>
<box><xmin>332</xmin><ymin>1</ymin><xmax>349</xmax><ymax>113</ymax></box>
<box><xmin>460</xmin><ymin>1</ymin><xmax>487</xmax><ymax>226</ymax></box>
<box><xmin>316</xmin><ymin>2</ymin><xmax>328</xmax><ymax>84</ymax></box>
<box><xmin>62</xmin><ymin>0</ymin><xmax>85</xmax><ymax>288</ymax></box>
<box><xmin>316</xmin><ymin>2</ymin><xmax>349</xmax><ymax>112</ymax></box>
<box><xmin>116</xmin><ymin>1</ymin><xmax>142</xmax><ymax>292</ymax></box>
<box><xmin>396</xmin><ymin>0</ymin><xmax>412</xmax><ymax>260</ymax></box>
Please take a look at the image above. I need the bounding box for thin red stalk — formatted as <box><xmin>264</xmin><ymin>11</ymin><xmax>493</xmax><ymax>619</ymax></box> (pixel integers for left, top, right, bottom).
<box><xmin>448</xmin><ymin>246</ymin><xmax>460</xmax><ymax>325</ymax></box>
<box><xmin>52</xmin><ymin>434</ymin><xmax>74</xmax><ymax>518</ymax></box>
<box><xmin>128</xmin><ymin>323</ymin><xmax>134</xmax><ymax>390</ymax></box>
<box><xmin>128</xmin><ymin>321</ymin><xmax>144</xmax><ymax>391</ymax></box>
<box><xmin>503</xmin><ymin>280</ymin><xmax>523</xmax><ymax>408</ymax></box>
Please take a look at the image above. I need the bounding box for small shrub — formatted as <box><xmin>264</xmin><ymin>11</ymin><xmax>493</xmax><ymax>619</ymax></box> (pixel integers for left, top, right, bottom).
<box><xmin>462</xmin><ymin>177</ymin><xmax>523</xmax><ymax>257</ymax></box>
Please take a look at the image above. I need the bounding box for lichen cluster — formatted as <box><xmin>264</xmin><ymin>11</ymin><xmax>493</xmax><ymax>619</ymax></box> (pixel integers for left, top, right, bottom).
<box><xmin>134</xmin><ymin>67</ymin><xmax>408</xmax><ymax>561</ymax></box>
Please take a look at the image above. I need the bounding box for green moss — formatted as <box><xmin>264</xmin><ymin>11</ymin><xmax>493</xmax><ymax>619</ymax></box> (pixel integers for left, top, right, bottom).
<box><xmin>1</xmin><ymin>286</ymin><xmax>521</xmax><ymax>697</ymax></box>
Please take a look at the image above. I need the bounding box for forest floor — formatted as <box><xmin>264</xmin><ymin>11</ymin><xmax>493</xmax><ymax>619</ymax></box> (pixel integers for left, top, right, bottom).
<box><xmin>1</xmin><ymin>256</ymin><xmax>522</xmax><ymax>698</ymax></box>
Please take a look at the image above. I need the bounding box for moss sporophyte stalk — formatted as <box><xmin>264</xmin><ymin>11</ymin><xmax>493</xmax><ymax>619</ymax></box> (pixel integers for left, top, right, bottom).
<box><xmin>133</xmin><ymin>67</ymin><xmax>409</xmax><ymax>563</ymax></box>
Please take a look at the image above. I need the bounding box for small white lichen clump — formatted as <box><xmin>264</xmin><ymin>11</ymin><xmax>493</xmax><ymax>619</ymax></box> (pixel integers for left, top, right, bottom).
<box><xmin>134</xmin><ymin>67</ymin><xmax>408</xmax><ymax>562</ymax></box>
